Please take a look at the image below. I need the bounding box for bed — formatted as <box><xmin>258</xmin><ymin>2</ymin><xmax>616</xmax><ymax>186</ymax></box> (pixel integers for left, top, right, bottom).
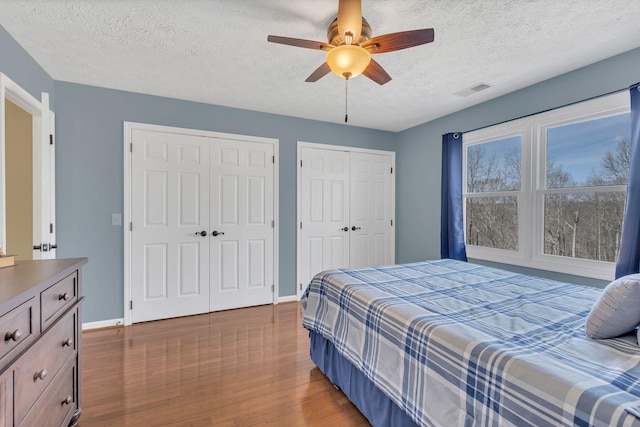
<box><xmin>300</xmin><ymin>259</ymin><xmax>640</xmax><ymax>427</ymax></box>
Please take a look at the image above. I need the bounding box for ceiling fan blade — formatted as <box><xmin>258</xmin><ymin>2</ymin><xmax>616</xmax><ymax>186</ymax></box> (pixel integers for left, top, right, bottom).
<box><xmin>362</xmin><ymin>59</ymin><xmax>391</xmax><ymax>85</ymax></box>
<box><xmin>337</xmin><ymin>0</ymin><xmax>362</xmax><ymax>44</ymax></box>
<box><xmin>267</xmin><ymin>35</ymin><xmax>333</xmax><ymax>51</ymax></box>
<box><xmin>305</xmin><ymin>62</ymin><xmax>332</xmax><ymax>82</ymax></box>
<box><xmin>362</xmin><ymin>28</ymin><xmax>434</xmax><ymax>54</ymax></box>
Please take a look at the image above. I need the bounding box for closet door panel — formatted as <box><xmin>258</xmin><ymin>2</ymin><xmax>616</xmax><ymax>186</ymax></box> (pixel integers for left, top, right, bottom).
<box><xmin>131</xmin><ymin>129</ymin><xmax>210</xmax><ymax>323</ymax></box>
<box><xmin>299</xmin><ymin>147</ymin><xmax>351</xmax><ymax>287</ymax></box>
<box><xmin>349</xmin><ymin>152</ymin><xmax>394</xmax><ymax>269</ymax></box>
<box><xmin>210</xmin><ymin>139</ymin><xmax>274</xmax><ymax>311</ymax></box>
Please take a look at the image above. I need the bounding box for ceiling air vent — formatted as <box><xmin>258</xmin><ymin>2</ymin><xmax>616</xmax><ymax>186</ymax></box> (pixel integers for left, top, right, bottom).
<box><xmin>454</xmin><ymin>83</ymin><xmax>492</xmax><ymax>97</ymax></box>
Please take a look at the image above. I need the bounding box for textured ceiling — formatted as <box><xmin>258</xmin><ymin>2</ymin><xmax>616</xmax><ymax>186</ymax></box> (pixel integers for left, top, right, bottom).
<box><xmin>1</xmin><ymin>1</ymin><xmax>639</xmax><ymax>132</ymax></box>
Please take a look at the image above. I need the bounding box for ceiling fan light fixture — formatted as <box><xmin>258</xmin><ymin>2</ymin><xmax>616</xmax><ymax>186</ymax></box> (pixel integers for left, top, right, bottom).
<box><xmin>326</xmin><ymin>45</ymin><xmax>371</xmax><ymax>78</ymax></box>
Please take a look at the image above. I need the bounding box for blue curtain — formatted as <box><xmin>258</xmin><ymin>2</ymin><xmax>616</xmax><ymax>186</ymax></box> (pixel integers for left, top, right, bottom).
<box><xmin>440</xmin><ymin>132</ymin><xmax>467</xmax><ymax>261</ymax></box>
<box><xmin>616</xmin><ymin>82</ymin><xmax>640</xmax><ymax>278</ymax></box>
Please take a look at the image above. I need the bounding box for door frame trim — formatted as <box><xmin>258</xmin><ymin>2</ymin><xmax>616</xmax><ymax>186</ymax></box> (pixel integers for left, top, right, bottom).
<box><xmin>123</xmin><ymin>122</ymin><xmax>279</xmax><ymax>326</ymax></box>
<box><xmin>296</xmin><ymin>141</ymin><xmax>395</xmax><ymax>299</ymax></box>
<box><xmin>0</xmin><ymin>73</ymin><xmax>54</xmax><ymax>259</ymax></box>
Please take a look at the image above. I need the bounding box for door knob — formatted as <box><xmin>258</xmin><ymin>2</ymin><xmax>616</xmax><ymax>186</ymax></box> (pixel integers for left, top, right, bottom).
<box><xmin>212</xmin><ymin>230</ymin><xmax>225</xmax><ymax>237</ymax></box>
<box><xmin>195</xmin><ymin>231</ymin><xmax>207</xmax><ymax>237</ymax></box>
<box><xmin>351</xmin><ymin>226</ymin><xmax>362</xmax><ymax>231</ymax></box>
<box><xmin>340</xmin><ymin>227</ymin><xmax>349</xmax><ymax>232</ymax></box>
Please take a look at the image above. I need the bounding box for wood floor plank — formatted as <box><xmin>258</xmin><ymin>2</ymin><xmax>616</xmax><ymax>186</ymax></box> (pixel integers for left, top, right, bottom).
<box><xmin>80</xmin><ymin>303</ymin><xmax>370</xmax><ymax>426</ymax></box>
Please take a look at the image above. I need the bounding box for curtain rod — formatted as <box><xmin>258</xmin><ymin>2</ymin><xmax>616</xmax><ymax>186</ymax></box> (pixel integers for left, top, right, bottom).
<box><xmin>462</xmin><ymin>84</ymin><xmax>633</xmax><ymax>135</ymax></box>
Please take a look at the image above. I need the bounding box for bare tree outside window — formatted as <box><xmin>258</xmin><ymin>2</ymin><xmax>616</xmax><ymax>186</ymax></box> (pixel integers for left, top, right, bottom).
<box><xmin>463</xmin><ymin>94</ymin><xmax>630</xmax><ymax>278</ymax></box>
<box><xmin>466</xmin><ymin>137</ymin><xmax>520</xmax><ymax>250</ymax></box>
<box><xmin>465</xmin><ymin>112</ymin><xmax>630</xmax><ymax>263</ymax></box>
<box><xmin>543</xmin><ymin>137</ymin><xmax>629</xmax><ymax>262</ymax></box>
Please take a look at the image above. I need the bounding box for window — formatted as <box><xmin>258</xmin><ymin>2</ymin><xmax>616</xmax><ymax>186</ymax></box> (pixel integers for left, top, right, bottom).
<box><xmin>466</xmin><ymin>136</ymin><xmax>521</xmax><ymax>251</ymax></box>
<box><xmin>463</xmin><ymin>92</ymin><xmax>630</xmax><ymax>279</ymax></box>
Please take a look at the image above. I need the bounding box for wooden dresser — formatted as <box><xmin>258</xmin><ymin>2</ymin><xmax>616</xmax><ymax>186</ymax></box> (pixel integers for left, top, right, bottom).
<box><xmin>0</xmin><ymin>258</ymin><xmax>87</xmax><ymax>427</ymax></box>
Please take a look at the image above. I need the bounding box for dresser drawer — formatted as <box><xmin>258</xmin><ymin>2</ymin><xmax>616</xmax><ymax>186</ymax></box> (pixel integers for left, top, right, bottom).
<box><xmin>41</xmin><ymin>272</ymin><xmax>77</xmax><ymax>330</ymax></box>
<box><xmin>13</xmin><ymin>307</ymin><xmax>77</xmax><ymax>423</ymax></box>
<box><xmin>19</xmin><ymin>357</ymin><xmax>76</xmax><ymax>427</ymax></box>
<box><xmin>0</xmin><ymin>298</ymin><xmax>36</xmax><ymax>364</ymax></box>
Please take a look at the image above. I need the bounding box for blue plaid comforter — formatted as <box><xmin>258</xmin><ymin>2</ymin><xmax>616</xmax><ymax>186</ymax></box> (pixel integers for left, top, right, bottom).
<box><xmin>301</xmin><ymin>259</ymin><xmax>640</xmax><ymax>427</ymax></box>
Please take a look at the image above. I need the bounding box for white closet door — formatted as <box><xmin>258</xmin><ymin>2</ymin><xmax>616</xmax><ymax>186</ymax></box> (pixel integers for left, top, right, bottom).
<box><xmin>299</xmin><ymin>147</ymin><xmax>351</xmax><ymax>288</ymax></box>
<box><xmin>131</xmin><ymin>130</ymin><xmax>210</xmax><ymax>322</ymax></box>
<box><xmin>349</xmin><ymin>152</ymin><xmax>394</xmax><ymax>268</ymax></box>
<box><xmin>209</xmin><ymin>138</ymin><xmax>274</xmax><ymax>311</ymax></box>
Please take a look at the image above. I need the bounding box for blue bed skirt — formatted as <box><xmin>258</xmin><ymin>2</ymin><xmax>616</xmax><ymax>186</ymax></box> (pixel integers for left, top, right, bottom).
<box><xmin>309</xmin><ymin>331</ymin><xmax>418</xmax><ymax>427</ymax></box>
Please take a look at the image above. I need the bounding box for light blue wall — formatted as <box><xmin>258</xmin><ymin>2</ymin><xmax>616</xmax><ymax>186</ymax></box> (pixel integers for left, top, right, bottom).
<box><xmin>0</xmin><ymin>26</ymin><xmax>54</xmax><ymax>106</ymax></box>
<box><xmin>53</xmin><ymin>82</ymin><xmax>396</xmax><ymax>322</ymax></box>
<box><xmin>395</xmin><ymin>47</ymin><xmax>640</xmax><ymax>288</ymax></box>
<box><xmin>4</xmin><ymin>20</ymin><xmax>640</xmax><ymax>321</ymax></box>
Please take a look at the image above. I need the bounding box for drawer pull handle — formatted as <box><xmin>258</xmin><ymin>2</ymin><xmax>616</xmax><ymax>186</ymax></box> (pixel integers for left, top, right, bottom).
<box><xmin>63</xmin><ymin>338</ymin><xmax>74</xmax><ymax>347</ymax></box>
<box><xmin>59</xmin><ymin>292</ymin><xmax>71</xmax><ymax>301</ymax></box>
<box><xmin>5</xmin><ymin>329</ymin><xmax>22</xmax><ymax>342</ymax></box>
<box><xmin>34</xmin><ymin>369</ymin><xmax>48</xmax><ymax>381</ymax></box>
<box><xmin>62</xmin><ymin>395</ymin><xmax>73</xmax><ymax>406</ymax></box>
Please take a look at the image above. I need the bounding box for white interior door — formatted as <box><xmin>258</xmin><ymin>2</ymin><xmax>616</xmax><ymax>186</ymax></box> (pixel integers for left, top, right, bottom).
<box><xmin>298</xmin><ymin>144</ymin><xmax>395</xmax><ymax>296</ymax></box>
<box><xmin>209</xmin><ymin>138</ymin><xmax>275</xmax><ymax>311</ymax></box>
<box><xmin>299</xmin><ymin>147</ymin><xmax>351</xmax><ymax>288</ymax></box>
<box><xmin>129</xmin><ymin>127</ymin><xmax>277</xmax><ymax>323</ymax></box>
<box><xmin>33</xmin><ymin>95</ymin><xmax>55</xmax><ymax>260</ymax></box>
<box><xmin>349</xmin><ymin>152</ymin><xmax>394</xmax><ymax>268</ymax></box>
<box><xmin>131</xmin><ymin>129</ymin><xmax>210</xmax><ymax>323</ymax></box>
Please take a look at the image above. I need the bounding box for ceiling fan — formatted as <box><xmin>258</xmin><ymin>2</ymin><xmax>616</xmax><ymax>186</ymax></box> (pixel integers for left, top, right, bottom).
<box><xmin>267</xmin><ymin>0</ymin><xmax>435</xmax><ymax>85</ymax></box>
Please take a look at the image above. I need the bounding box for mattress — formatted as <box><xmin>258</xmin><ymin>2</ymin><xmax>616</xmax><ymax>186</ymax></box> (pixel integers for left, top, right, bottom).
<box><xmin>301</xmin><ymin>259</ymin><xmax>640</xmax><ymax>427</ymax></box>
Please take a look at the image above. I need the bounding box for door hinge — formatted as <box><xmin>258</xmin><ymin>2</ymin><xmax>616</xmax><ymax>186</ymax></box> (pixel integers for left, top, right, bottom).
<box><xmin>300</xmin><ymin>160</ymin><xmax>302</xmax><ymax>167</ymax></box>
<box><xmin>300</xmin><ymin>222</ymin><xmax>302</xmax><ymax>229</ymax></box>
<box><xmin>271</xmin><ymin>220</ymin><xmax>275</xmax><ymax>228</ymax></box>
<box><xmin>299</xmin><ymin>283</ymin><xmax>303</xmax><ymax>291</ymax></box>
<box><xmin>272</xmin><ymin>155</ymin><xmax>275</xmax><ymax>164</ymax></box>
<box><xmin>49</xmin><ymin>134</ymin><xmax>54</xmax><ymax>145</ymax></box>
<box><xmin>130</xmin><ymin>300</ymin><xmax>133</xmax><ymax>310</ymax></box>
<box><xmin>130</xmin><ymin>143</ymin><xmax>133</xmax><ymax>152</ymax></box>
<box><xmin>390</xmin><ymin>167</ymin><xmax>393</xmax><ymax>174</ymax></box>
<box><xmin>50</xmin><ymin>223</ymin><xmax>54</xmax><ymax>234</ymax></box>
<box><xmin>130</xmin><ymin>222</ymin><xmax>133</xmax><ymax>231</ymax></box>
<box><xmin>391</xmin><ymin>219</ymin><xmax>393</xmax><ymax>226</ymax></box>
<box><xmin>271</xmin><ymin>284</ymin><xmax>274</xmax><ymax>292</ymax></box>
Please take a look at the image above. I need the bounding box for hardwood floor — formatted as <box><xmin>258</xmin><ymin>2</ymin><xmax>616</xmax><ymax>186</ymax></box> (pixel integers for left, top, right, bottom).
<box><xmin>80</xmin><ymin>302</ymin><xmax>370</xmax><ymax>426</ymax></box>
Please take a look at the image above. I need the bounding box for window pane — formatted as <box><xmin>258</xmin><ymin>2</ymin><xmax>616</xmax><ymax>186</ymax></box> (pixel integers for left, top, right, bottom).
<box><xmin>465</xmin><ymin>196</ymin><xmax>518</xmax><ymax>250</ymax></box>
<box><xmin>546</xmin><ymin>113</ymin><xmax>631</xmax><ymax>188</ymax></box>
<box><xmin>543</xmin><ymin>192</ymin><xmax>625</xmax><ymax>262</ymax></box>
<box><xmin>467</xmin><ymin>136</ymin><xmax>521</xmax><ymax>193</ymax></box>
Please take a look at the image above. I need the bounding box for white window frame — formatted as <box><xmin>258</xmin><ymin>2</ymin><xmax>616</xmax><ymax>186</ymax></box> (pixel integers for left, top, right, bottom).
<box><xmin>463</xmin><ymin>92</ymin><xmax>630</xmax><ymax>280</ymax></box>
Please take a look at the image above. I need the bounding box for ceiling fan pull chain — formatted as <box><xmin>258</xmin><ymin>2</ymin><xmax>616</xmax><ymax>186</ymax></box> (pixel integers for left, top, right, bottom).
<box><xmin>344</xmin><ymin>72</ymin><xmax>351</xmax><ymax>123</ymax></box>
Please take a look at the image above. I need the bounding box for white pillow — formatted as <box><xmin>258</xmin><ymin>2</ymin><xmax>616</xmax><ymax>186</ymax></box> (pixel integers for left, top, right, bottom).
<box><xmin>585</xmin><ymin>274</ymin><xmax>640</xmax><ymax>339</ymax></box>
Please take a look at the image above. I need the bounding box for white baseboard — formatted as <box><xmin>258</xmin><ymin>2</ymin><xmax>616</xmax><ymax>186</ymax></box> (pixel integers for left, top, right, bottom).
<box><xmin>82</xmin><ymin>299</ymin><xmax>299</xmax><ymax>329</ymax></box>
<box><xmin>82</xmin><ymin>318</ymin><xmax>124</xmax><ymax>330</ymax></box>
<box><xmin>278</xmin><ymin>295</ymin><xmax>299</xmax><ymax>303</ymax></box>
